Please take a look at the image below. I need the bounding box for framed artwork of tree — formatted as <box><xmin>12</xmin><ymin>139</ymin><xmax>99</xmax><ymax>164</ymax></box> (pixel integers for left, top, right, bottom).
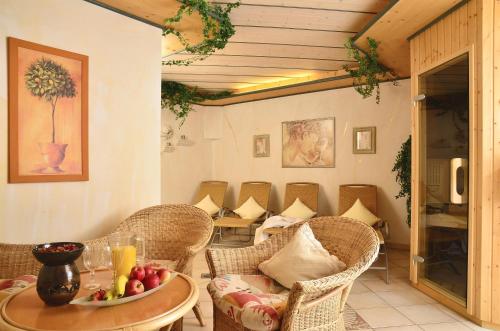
<box><xmin>8</xmin><ymin>37</ymin><xmax>88</xmax><ymax>183</ymax></box>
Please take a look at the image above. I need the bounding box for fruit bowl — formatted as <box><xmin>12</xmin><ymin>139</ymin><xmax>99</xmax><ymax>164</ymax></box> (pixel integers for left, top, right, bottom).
<box><xmin>69</xmin><ymin>272</ymin><xmax>177</xmax><ymax>307</ymax></box>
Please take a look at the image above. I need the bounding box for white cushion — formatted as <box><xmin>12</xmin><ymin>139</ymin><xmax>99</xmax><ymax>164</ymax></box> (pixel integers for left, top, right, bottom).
<box><xmin>280</xmin><ymin>198</ymin><xmax>316</xmax><ymax>219</ymax></box>
<box><xmin>194</xmin><ymin>194</ymin><xmax>220</xmax><ymax>216</ymax></box>
<box><xmin>341</xmin><ymin>198</ymin><xmax>380</xmax><ymax>226</ymax></box>
<box><xmin>233</xmin><ymin>196</ymin><xmax>266</xmax><ymax>220</ymax></box>
<box><xmin>258</xmin><ymin>223</ymin><xmax>346</xmax><ymax>289</ymax></box>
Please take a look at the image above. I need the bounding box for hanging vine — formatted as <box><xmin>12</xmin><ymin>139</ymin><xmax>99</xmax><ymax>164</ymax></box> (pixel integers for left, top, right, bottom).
<box><xmin>162</xmin><ymin>0</ymin><xmax>240</xmax><ymax>66</ymax></box>
<box><xmin>343</xmin><ymin>37</ymin><xmax>397</xmax><ymax>104</ymax></box>
<box><xmin>161</xmin><ymin>81</ymin><xmax>231</xmax><ymax>126</ymax></box>
<box><xmin>392</xmin><ymin>136</ymin><xmax>412</xmax><ymax>226</ymax></box>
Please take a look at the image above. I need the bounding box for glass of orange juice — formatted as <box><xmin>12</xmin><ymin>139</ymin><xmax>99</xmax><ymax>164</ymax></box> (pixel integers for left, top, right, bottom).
<box><xmin>108</xmin><ymin>232</ymin><xmax>138</xmax><ymax>279</ymax></box>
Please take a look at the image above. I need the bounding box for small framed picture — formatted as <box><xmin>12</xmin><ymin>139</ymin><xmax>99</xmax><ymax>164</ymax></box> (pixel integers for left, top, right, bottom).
<box><xmin>353</xmin><ymin>127</ymin><xmax>376</xmax><ymax>154</ymax></box>
<box><xmin>254</xmin><ymin>134</ymin><xmax>270</xmax><ymax>157</ymax></box>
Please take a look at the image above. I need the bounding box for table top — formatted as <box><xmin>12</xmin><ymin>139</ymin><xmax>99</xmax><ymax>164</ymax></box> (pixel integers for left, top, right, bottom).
<box><xmin>0</xmin><ymin>270</ymin><xmax>198</xmax><ymax>331</ymax></box>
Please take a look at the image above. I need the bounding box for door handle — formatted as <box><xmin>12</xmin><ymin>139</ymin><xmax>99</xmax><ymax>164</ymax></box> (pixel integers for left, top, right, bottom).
<box><xmin>450</xmin><ymin>158</ymin><xmax>468</xmax><ymax>204</ymax></box>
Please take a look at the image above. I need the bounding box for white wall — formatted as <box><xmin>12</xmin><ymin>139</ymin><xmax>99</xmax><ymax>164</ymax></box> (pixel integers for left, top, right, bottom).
<box><xmin>0</xmin><ymin>0</ymin><xmax>162</xmax><ymax>243</ymax></box>
<box><xmin>161</xmin><ymin>107</ymin><xmax>213</xmax><ymax>204</ymax></box>
<box><xmin>211</xmin><ymin>80</ymin><xmax>412</xmax><ymax>245</ymax></box>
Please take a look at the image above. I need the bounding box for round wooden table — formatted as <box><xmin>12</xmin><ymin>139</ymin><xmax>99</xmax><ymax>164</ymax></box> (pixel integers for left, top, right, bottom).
<box><xmin>0</xmin><ymin>270</ymin><xmax>199</xmax><ymax>331</ymax></box>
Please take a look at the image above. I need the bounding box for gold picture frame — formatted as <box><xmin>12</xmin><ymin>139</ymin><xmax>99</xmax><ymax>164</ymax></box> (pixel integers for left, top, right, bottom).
<box><xmin>353</xmin><ymin>127</ymin><xmax>376</xmax><ymax>154</ymax></box>
<box><xmin>253</xmin><ymin>134</ymin><xmax>270</xmax><ymax>157</ymax></box>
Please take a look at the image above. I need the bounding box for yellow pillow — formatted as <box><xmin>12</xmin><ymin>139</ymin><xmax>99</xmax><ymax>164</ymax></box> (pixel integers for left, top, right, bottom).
<box><xmin>233</xmin><ymin>196</ymin><xmax>266</xmax><ymax>220</ymax></box>
<box><xmin>258</xmin><ymin>223</ymin><xmax>346</xmax><ymax>289</ymax></box>
<box><xmin>341</xmin><ymin>199</ymin><xmax>380</xmax><ymax>226</ymax></box>
<box><xmin>194</xmin><ymin>194</ymin><xmax>220</xmax><ymax>216</ymax></box>
<box><xmin>280</xmin><ymin>198</ymin><xmax>316</xmax><ymax>219</ymax></box>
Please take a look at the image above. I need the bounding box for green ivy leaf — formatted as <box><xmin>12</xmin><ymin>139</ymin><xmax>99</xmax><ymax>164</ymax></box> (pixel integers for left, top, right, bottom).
<box><xmin>162</xmin><ymin>0</ymin><xmax>240</xmax><ymax>66</ymax></box>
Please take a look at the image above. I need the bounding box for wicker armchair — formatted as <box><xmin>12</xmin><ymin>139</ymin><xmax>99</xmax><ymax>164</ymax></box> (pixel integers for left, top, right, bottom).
<box><xmin>0</xmin><ymin>243</ymin><xmax>41</xmax><ymax>279</ymax></box>
<box><xmin>0</xmin><ymin>204</ymin><xmax>213</xmax><ymax>329</ymax></box>
<box><xmin>206</xmin><ymin>216</ymin><xmax>380</xmax><ymax>331</ymax></box>
<box><xmin>111</xmin><ymin>204</ymin><xmax>213</xmax><ymax>327</ymax></box>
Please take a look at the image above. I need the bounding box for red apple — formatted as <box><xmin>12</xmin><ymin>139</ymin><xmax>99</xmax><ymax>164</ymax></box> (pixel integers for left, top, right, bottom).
<box><xmin>125</xmin><ymin>279</ymin><xmax>144</xmax><ymax>296</ymax></box>
<box><xmin>143</xmin><ymin>273</ymin><xmax>160</xmax><ymax>291</ymax></box>
<box><xmin>156</xmin><ymin>268</ymin><xmax>171</xmax><ymax>284</ymax></box>
<box><xmin>144</xmin><ymin>265</ymin><xmax>155</xmax><ymax>278</ymax></box>
<box><xmin>130</xmin><ymin>266</ymin><xmax>145</xmax><ymax>281</ymax></box>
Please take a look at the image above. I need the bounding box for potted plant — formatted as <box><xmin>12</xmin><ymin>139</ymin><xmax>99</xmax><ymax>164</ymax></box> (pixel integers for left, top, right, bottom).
<box><xmin>25</xmin><ymin>58</ymin><xmax>76</xmax><ymax>172</ymax></box>
<box><xmin>392</xmin><ymin>136</ymin><xmax>411</xmax><ymax>226</ymax></box>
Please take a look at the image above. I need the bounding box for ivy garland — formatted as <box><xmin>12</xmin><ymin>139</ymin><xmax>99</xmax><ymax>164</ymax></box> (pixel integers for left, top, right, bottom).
<box><xmin>162</xmin><ymin>0</ymin><xmax>240</xmax><ymax>66</ymax></box>
<box><xmin>343</xmin><ymin>37</ymin><xmax>396</xmax><ymax>104</ymax></box>
<box><xmin>392</xmin><ymin>136</ymin><xmax>412</xmax><ymax>227</ymax></box>
<box><xmin>161</xmin><ymin>81</ymin><xmax>231</xmax><ymax>126</ymax></box>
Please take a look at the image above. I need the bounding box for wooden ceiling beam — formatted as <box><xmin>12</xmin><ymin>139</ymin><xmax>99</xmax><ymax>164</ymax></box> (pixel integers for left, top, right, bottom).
<box><xmin>213</xmin><ymin>0</ymin><xmax>389</xmax><ymax>13</ymax></box>
<box><xmin>228</xmin><ymin>6</ymin><xmax>375</xmax><ymax>32</ymax></box>
<box><xmin>353</xmin><ymin>0</ymin><xmax>464</xmax><ymax>77</ymax></box>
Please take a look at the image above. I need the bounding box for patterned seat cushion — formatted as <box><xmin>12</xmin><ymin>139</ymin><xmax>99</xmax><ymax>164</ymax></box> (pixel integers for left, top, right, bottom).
<box><xmin>208</xmin><ymin>274</ymin><xmax>289</xmax><ymax>331</ymax></box>
<box><xmin>0</xmin><ymin>275</ymin><xmax>37</xmax><ymax>302</ymax></box>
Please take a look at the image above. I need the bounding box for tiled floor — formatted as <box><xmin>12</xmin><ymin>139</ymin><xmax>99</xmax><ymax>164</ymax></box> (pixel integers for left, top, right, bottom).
<box><xmin>183</xmin><ymin>248</ymin><xmax>493</xmax><ymax>331</ymax></box>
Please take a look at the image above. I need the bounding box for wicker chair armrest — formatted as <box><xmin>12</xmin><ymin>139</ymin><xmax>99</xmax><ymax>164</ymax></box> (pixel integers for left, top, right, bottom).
<box><xmin>299</xmin><ymin>282</ymin><xmax>351</xmax><ymax>310</ymax></box>
<box><xmin>206</xmin><ymin>244</ymin><xmax>273</xmax><ymax>278</ymax></box>
<box><xmin>0</xmin><ymin>243</ymin><xmax>41</xmax><ymax>279</ymax></box>
<box><xmin>175</xmin><ymin>246</ymin><xmax>197</xmax><ymax>275</ymax></box>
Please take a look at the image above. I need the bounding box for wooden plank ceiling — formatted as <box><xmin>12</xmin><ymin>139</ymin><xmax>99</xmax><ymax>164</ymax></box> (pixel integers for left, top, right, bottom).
<box><xmin>354</xmin><ymin>0</ymin><xmax>464</xmax><ymax>78</ymax></box>
<box><xmin>161</xmin><ymin>0</ymin><xmax>390</xmax><ymax>93</ymax></box>
<box><xmin>91</xmin><ymin>0</ymin><xmax>463</xmax><ymax>104</ymax></box>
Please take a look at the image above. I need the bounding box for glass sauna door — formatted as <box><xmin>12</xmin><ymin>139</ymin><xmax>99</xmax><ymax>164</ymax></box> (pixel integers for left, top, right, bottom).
<box><xmin>417</xmin><ymin>54</ymin><xmax>469</xmax><ymax>304</ymax></box>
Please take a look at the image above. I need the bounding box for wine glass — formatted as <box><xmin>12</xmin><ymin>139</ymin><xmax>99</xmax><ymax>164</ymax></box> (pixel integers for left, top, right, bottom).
<box><xmin>82</xmin><ymin>244</ymin><xmax>102</xmax><ymax>290</ymax></box>
<box><xmin>99</xmin><ymin>244</ymin><xmax>114</xmax><ymax>290</ymax></box>
<box><xmin>136</xmin><ymin>236</ymin><xmax>146</xmax><ymax>266</ymax></box>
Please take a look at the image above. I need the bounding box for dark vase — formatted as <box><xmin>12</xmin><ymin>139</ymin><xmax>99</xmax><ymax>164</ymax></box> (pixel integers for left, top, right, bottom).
<box><xmin>32</xmin><ymin>242</ymin><xmax>84</xmax><ymax>306</ymax></box>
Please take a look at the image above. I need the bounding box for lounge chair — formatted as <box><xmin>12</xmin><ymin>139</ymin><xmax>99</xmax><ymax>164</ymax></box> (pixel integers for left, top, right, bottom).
<box><xmin>211</xmin><ymin>181</ymin><xmax>271</xmax><ymax>246</ymax></box>
<box><xmin>338</xmin><ymin>184</ymin><xmax>390</xmax><ymax>283</ymax></box>
<box><xmin>263</xmin><ymin>182</ymin><xmax>319</xmax><ymax>236</ymax></box>
<box><xmin>193</xmin><ymin>180</ymin><xmax>228</xmax><ymax>218</ymax></box>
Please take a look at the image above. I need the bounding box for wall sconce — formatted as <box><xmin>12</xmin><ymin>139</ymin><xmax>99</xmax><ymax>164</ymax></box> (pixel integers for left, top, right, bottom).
<box><xmin>163</xmin><ymin>142</ymin><xmax>175</xmax><ymax>153</ymax></box>
<box><xmin>161</xmin><ymin>126</ymin><xmax>175</xmax><ymax>153</ymax></box>
<box><xmin>177</xmin><ymin>134</ymin><xmax>195</xmax><ymax>146</ymax></box>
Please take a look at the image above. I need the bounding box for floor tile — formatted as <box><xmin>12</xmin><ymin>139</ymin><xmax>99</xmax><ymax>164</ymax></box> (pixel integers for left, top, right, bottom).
<box><xmin>359</xmin><ymin>269</ymin><xmax>386</xmax><ymax>281</ymax></box>
<box><xmin>356</xmin><ymin>307</ymin><xmax>413</xmax><ymax>328</ymax></box>
<box><xmin>374</xmin><ymin>326</ymin><xmax>422</xmax><ymax>331</ymax></box>
<box><xmin>377</xmin><ymin>290</ymin><xmax>433</xmax><ymax>306</ymax></box>
<box><xmin>396</xmin><ymin>304</ymin><xmax>456</xmax><ymax>324</ymax></box>
<box><xmin>347</xmin><ymin>292</ymin><xmax>389</xmax><ymax>309</ymax></box>
<box><xmin>419</xmin><ymin>322</ymin><xmax>472</xmax><ymax>330</ymax></box>
<box><xmin>461</xmin><ymin>321</ymin><xmax>495</xmax><ymax>330</ymax></box>
<box><xmin>361</xmin><ymin>279</ymin><xmax>413</xmax><ymax>293</ymax></box>
<box><xmin>388</xmin><ymin>266</ymin><xmax>411</xmax><ymax>279</ymax></box>
<box><xmin>433</xmin><ymin>303</ymin><xmax>467</xmax><ymax>321</ymax></box>
<box><xmin>351</xmin><ymin>280</ymin><xmax>371</xmax><ymax>294</ymax></box>
<box><xmin>183</xmin><ymin>318</ymin><xmax>214</xmax><ymax>331</ymax></box>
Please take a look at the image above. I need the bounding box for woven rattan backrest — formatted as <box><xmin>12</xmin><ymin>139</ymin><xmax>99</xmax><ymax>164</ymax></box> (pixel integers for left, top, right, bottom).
<box><xmin>236</xmin><ymin>181</ymin><xmax>272</xmax><ymax>209</ymax></box>
<box><xmin>270</xmin><ymin>217</ymin><xmax>379</xmax><ymax>269</ymax></box>
<box><xmin>338</xmin><ymin>184</ymin><xmax>377</xmax><ymax>215</ymax></box>
<box><xmin>283</xmin><ymin>182</ymin><xmax>319</xmax><ymax>211</ymax></box>
<box><xmin>194</xmin><ymin>181</ymin><xmax>228</xmax><ymax>208</ymax></box>
<box><xmin>116</xmin><ymin>204</ymin><xmax>213</xmax><ymax>261</ymax></box>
